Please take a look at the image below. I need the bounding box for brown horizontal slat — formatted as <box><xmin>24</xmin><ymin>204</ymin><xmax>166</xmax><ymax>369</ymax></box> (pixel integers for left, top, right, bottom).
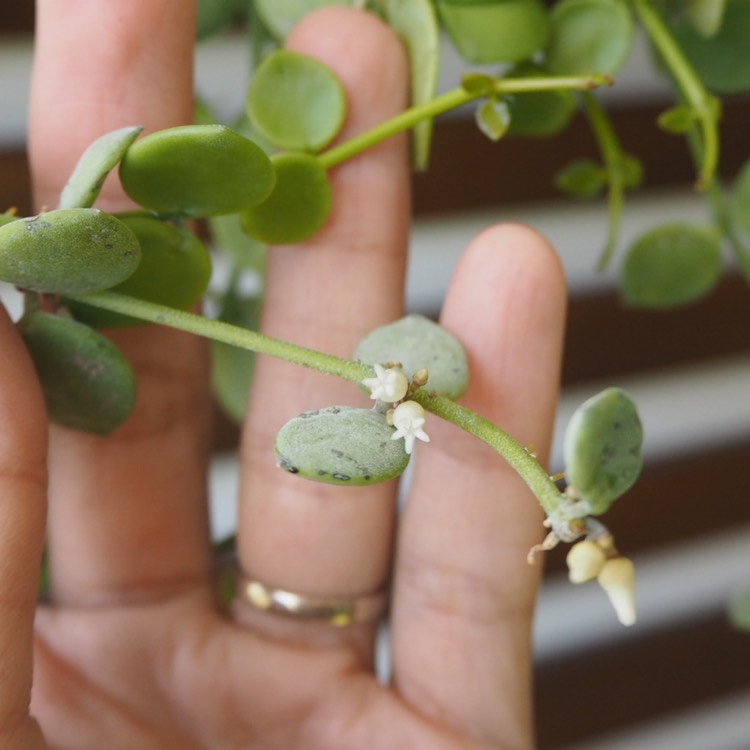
<box><xmin>0</xmin><ymin>151</ymin><xmax>32</xmax><ymax>216</ymax></box>
<box><xmin>0</xmin><ymin>1</ymin><xmax>33</xmax><ymax>34</ymax></box>
<box><xmin>562</xmin><ymin>273</ymin><xmax>750</xmax><ymax>384</ymax></box>
<box><xmin>535</xmin><ymin>613</ymin><xmax>750</xmax><ymax>749</ymax></box>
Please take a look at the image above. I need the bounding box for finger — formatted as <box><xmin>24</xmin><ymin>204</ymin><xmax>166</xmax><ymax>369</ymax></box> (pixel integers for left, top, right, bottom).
<box><xmin>236</xmin><ymin>8</ymin><xmax>410</xmax><ymax>617</ymax></box>
<box><xmin>29</xmin><ymin>0</ymin><xmax>213</xmax><ymax>605</ymax></box>
<box><xmin>391</xmin><ymin>225</ymin><xmax>566</xmax><ymax>746</ymax></box>
<box><xmin>0</xmin><ymin>306</ymin><xmax>47</xmax><ymax>746</ymax></box>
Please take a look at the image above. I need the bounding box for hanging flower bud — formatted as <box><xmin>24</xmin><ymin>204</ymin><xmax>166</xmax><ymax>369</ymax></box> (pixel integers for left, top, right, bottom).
<box><xmin>598</xmin><ymin>557</ymin><xmax>637</xmax><ymax>626</ymax></box>
<box><xmin>566</xmin><ymin>540</ymin><xmax>607</xmax><ymax>584</ymax></box>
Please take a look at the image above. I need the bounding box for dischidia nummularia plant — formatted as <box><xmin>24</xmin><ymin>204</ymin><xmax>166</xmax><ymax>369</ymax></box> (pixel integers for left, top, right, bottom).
<box><xmin>11</xmin><ymin>0</ymin><xmax>750</xmax><ymax>626</ymax></box>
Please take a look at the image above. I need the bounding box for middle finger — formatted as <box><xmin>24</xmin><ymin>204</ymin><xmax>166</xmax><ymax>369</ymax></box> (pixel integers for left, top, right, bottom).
<box><xmin>237</xmin><ymin>7</ymin><xmax>410</xmax><ymax>629</ymax></box>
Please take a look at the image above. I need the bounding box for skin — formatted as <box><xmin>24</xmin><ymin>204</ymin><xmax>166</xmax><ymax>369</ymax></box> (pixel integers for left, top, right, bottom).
<box><xmin>1</xmin><ymin>2</ymin><xmax>566</xmax><ymax>748</ymax></box>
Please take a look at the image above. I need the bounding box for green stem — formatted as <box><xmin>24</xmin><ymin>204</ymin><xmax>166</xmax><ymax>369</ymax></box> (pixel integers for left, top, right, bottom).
<box><xmin>582</xmin><ymin>92</ymin><xmax>627</xmax><ymax>271</ymax></box>
<box><xmin>682</xmin><ymin>121</ymin><xmax>750</xmax><ymax>280</ymax></box>
<box><xmin>318</xmin><ymin>74</ymin><xmax>612</xmax><ymax>170</ymax></box>
<box><xmin>68</xmin><ymin>290</ymin><xmax>565</xmax><ymax>515</ymax></box>
<box><xmin>633</xmin><ymin>0</ymin><xmax>719</xmax><ymax>188</ymax></box>
<box><xmin>68</xmin><ymin>292</ymin><xmax>371</xmax><ymax>383</ymax></box>
<box><xmin>412</xmin><ymin>389</ymin><xmax>565</xmax><ymax>516</ymax></box>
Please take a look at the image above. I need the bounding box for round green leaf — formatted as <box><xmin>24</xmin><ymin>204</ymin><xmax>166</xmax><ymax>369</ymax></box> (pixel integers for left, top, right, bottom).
<box><xmin>353</xmin><ymin>314</ymin><xmax>469</xmax><ymax>400</ymax></box>
<box><xmin>563</xmin><ymin>387</ymin><xmax>643</xmax><ymax>515</ymax></box>
<box><xmin>621</xmin><ymin>223</ymin><xmax>722</xmax><ymax>308</ymax></box>
<box><xmin>555</xmin><ymin>159</ymin><xmax>606</xmax><ymax>197</ymax></box>
<box><xmin>668</xmin><ymin>0</ymin><xmax>750</xmax><ymax>93</ymax></box>
<box><xmin>0</xmin><ymin>208</ymin><xmax>140</xmax><ymax>294</ymax></box>
<box><xmin>275</xmin><ymin>406</ymin><xmax>410</xmax><ymax>486</ymax></box>
<box><xmin>254</xmin><ymin>0</ymin><xmax>351</xmax><ymax>40</ymax></box>
<box><xmin>18</xmin><ymin>310</ymin><xmax>137</xmax><ymax>436</ymax></box>
<box><xmin>546</xmin><ymin>0</ymin><xmax>634</xmax><ymax>76</ymax></box>
<box><xmin>436</xmin><ymin>0</ymin><xmax>550</xmax><ymax>64</ymax></box>
<box><xmin>239</xmin><ymin>152</ymin><xmax>332</xmax><ymax>244</ymax></box>
<box><xmin>68</xmin><ymin>217</ymin><xmax>212</xmax><ymax>327</ymax></box>
<box><xmin>247</xmin><ymin>50</ymin><xmax>346</xmax><ymax>153</ymax></box>
<box><xmin>119</xmin><ymin>125</ymin><xmax>275</xmax><ymax>217</ymax></box>
<box><xmin>475</xmin><ymin>97</ymin><xmax>511</xmax><ymax>141</ymax></box>
<box><xmin>730</xmin><ymin>158</ymin><xmax>750</xmax><ymax>236</ymax></box>
<box><xmin>59</xmin><ymin>126</ymin><xmax>144</xmax><ymax>210</ymax></box>
<box><xmin>505</xmin><ymin>63</ymin><xmax>577</xmax><ymax>137</ymax></box>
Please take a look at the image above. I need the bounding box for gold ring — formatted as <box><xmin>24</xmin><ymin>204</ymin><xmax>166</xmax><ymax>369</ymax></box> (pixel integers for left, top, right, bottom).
<box><xmin>233</xmin><ymin>568</ymin><xmax>389</xmax><ymax>627</ymax></box>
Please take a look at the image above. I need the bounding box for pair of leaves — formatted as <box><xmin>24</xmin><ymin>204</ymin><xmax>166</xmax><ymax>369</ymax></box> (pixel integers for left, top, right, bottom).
<box><xmin>240</xmin><ymin>49</ymin><xmax>346</xmax><ymax>243</ymax></box>
<box><xmin>275</xmin><ymin>315</ymin><xmax>469</xmax><ymax>487</ymax></box>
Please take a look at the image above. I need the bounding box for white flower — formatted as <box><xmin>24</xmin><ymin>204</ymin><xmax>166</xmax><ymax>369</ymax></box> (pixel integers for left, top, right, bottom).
<box><xmin>391</xmin><ymin>400</ymin><xmax>430</xmax><ymax>455</ymax></box>
<box><xmin>362</xmin><ymin>364</ymin><xmax>409</xmax><ymax>404</ymax></box>
<box><xmin>597</xmin><ymin>557</ymin><xmax>637</xmax><ymax>626</ymax></box>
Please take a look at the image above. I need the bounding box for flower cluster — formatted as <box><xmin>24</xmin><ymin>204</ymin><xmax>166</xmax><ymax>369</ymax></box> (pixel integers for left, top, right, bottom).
<box><xmin>362</xmin><ymin>365</ymin><xmax>430</xmax><ymax>455</ymax></box>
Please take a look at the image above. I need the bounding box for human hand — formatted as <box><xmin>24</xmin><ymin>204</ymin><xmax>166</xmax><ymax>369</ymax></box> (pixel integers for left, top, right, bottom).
<box><xmin>1</xmin><ymin>3</ymin><xmax>565</xmax><ymax>748</ymax></box>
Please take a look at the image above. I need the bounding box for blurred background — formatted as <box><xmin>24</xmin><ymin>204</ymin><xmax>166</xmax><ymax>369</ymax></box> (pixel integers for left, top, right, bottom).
<box><xmin>3</xmin><ymin>3</ymin><xmax>750</xmax><ymax>747</ymax></box>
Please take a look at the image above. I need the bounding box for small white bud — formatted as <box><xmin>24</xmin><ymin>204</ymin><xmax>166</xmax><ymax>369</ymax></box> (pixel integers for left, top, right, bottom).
<box><xmin>390</xmin><ymin>400</ymin><xmax>430</xmax><ymax>455</ymax></box>
<box><xmin>598</xmin><ymin>557</ymin><xmax>637</xmax><ymax>626</ymax></box>
<box><xmin>362</xmin><ymin>364</ymin><xmax>409</xmax><ymax>403</ymax></box>
<box><xmin>566</xmin><ymin>540</ymin><xmax>607</xmax><ymax>584</ymax></box>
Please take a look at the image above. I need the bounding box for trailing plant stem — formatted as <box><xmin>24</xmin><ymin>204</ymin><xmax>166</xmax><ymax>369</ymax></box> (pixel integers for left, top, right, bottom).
<box><xmin>633</xmin><ymin>0</ymin><xmax>718</xmax><ymax>188</ymax></box>
<box><xmin>69</xmin><ymin>291</ymin><xmax>565</xmax><ymax>515</ymax></box>
<box><xmin>69</xmin><ymin>292</ymin><xmax>371</xmax><ymax>383</ymax></box>
<box><xmin>582</xmin><ymin>93</ymin><xmax>626</xmax><ymax>271</ymax></box>
<box><xmin>318</xmin><ymin>74</ymin><xmax>611</xmax><ymax>171</ymax></box>
<box><xmin>412</xmin><ymin>390</ymin><xmax>565</xmax><ymax>516</ymax></box>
